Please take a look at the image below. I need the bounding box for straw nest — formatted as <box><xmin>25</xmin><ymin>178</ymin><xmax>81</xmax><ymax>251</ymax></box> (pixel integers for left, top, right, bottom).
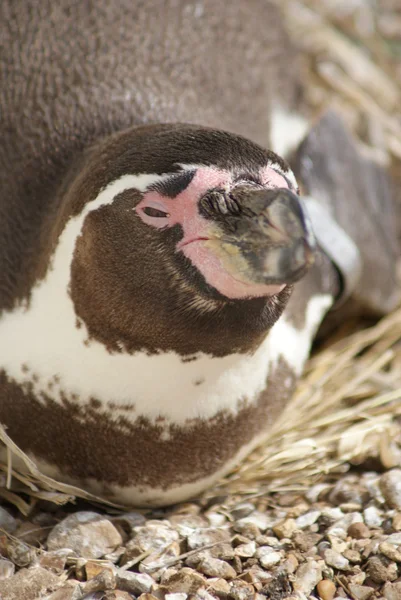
<box><xmin>1</xmin><ymin>0</ymin><xmax>400</xmax><ymax>515</ymax></box>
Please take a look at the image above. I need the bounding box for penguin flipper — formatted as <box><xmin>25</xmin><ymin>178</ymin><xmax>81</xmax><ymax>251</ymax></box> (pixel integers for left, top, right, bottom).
<box><xmin>293</xmin><ymin>109</ymin><xmax>401</xmax><ymax>318</ymax></box>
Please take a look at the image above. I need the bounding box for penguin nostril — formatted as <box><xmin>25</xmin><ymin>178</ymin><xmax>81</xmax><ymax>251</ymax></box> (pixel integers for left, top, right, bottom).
<box><xmin>200</xmin><ymin>191</ymin><xmax>241</xmax><ymax>218</ymax></box>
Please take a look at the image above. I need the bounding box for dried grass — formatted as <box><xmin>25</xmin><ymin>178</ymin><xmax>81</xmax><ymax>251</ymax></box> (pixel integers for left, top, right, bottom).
<box><xmin>1</xmin><ymin>0</ymin><xmax>400</xmax><ymax>513</ymax></box>
<box><xmin>212</xmin><ymin>309</ymin><xmax>401</xmax><ymax>497</ymax></box>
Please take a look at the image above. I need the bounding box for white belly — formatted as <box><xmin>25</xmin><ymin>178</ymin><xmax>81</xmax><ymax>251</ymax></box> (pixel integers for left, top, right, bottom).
<box><xmin>0</xmin><ymin>290</ymin><xmax>331</xmax><ymax>425</ymax></box>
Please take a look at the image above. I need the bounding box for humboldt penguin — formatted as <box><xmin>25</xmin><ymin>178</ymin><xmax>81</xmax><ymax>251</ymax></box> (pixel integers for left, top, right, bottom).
<box><xmin>0</xmin><ymin>0</ymin><xmax>399</xmax><ymax>506</ymax></box>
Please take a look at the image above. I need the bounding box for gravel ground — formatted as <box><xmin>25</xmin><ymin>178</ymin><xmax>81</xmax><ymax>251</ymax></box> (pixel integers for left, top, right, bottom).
<box><xmin>0</xmin><ymin>470</ymin><xmax>400</xmax><ymax>599</ymax></box>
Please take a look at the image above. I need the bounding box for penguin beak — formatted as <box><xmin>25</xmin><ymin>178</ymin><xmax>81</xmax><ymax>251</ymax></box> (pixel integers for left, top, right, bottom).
<box><xmin>200</xmin><ymin>187</ymin><xmax>316</xmax><ymax>286</ymax></box>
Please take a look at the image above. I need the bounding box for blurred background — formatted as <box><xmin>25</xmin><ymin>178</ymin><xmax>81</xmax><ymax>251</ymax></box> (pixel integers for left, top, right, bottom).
<box><xmin>277</xmin><ymin>0</ymin><xmax>401</xmax><ymax>191</ymax></box>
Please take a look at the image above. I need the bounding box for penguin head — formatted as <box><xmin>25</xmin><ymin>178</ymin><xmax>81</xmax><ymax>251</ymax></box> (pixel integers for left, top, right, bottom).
<box><xmin>131</xmin><ymin>125</ymin><xmax>315</xmax><ymax>300</ymax></box>
<box><xmin>68</xmin><ymin>124</ymin><xmax>315</xmax><ymax>353</ymax></box>
<box><xmin>137</xmin><ymin>171</ymin><xmax>315</xmax><ymax>299</ymax></box>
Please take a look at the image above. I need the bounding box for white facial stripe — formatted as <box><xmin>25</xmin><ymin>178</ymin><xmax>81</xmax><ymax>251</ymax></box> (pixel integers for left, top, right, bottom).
<box><xmin>179</xmin><ymin>161</ymin><xmax>298</xmax><ymax>190</ymax></box>
<box><xmin>270</xmin><ymin>108</ymin><xmax>309</xmax><ymax>167</ymax></box>
<box><xmin>267</xmin><ymin>161</ymin><xmax>298</xmax><ymax>190</ymax></box>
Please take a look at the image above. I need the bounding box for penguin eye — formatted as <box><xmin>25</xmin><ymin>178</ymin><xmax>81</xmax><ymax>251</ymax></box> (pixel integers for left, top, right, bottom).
<box><xmin>142</xmin><ymin>207</ymin><xmax>169</xmax><ymax>218</ymax></box>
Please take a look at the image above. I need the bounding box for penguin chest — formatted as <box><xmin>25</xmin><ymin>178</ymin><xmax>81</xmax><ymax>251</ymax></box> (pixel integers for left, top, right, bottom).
<box><xmin>0</xmin><ymin>292</ymin><xmax>331</xmax><ymax>505</ymax></box>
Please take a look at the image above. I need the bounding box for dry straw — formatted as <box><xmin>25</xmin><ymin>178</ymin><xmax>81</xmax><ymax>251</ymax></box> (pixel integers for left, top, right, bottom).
<box><xmin>1</xmin><ymin>0</ymin><xmax>400</xmax><ymax>513</ymax></box>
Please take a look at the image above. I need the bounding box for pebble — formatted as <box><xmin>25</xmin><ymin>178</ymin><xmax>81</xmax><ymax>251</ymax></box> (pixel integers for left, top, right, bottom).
<box><xmin>231</xmin><ymin>554</ymin><xmax>242</xmax><ymax>574</ymax></box>
<box><xmin>6</xmin><ymin>537</ymin><xmax>35</xmax><ymax>567</ymax></box>
<box><xmin>295</xmin><ymin>510</ymin><xmax>321</xmax><ymax>529</ymax></box>
<box><xmin>383</xmin><ymin>581</ymin><xmax>401</xmax><ymax>600</ymax></box>
<box><xmin>0</xmin><ymin>566</ymin><xmax>59</xmax><ymax>600</ymax></box>
<box><xmin>47</xmin><ymin>511</ymin><xmax>123</xmax><ymax>559</ymax></box>
<box><xmin>0</xmin><ymin>559</ymin><xmax>14</xmax><ymax>580</ymax></box>
<box><xmin>328</xmin><ymin>512</ymin><xmax>363</xmax><ymax>539</ymax></box>
<box><xmin>316</xmin><ymin>579</ymin><xmax>337</xmax><ymax>600</ymax></box>
<box><xmin>255</xmin><ymin>545</ymin><xmax>274</xmax><ymax>559</ymax></box>
<box><xmin>348</xmin><ymin>572</ymin><xmax>367</xmax><ymax>586</ymax></box>
<box><xmin>105</xmin><ymin>546</ymin><xmax>125</xmax><ymax>563</ymax></box>
<box><xmin>131</xmin><ymin>521</ymin><xmax>179</xmax><ymax>553</ymax></box>
<box><xmin>340</xmin><ymin>502</ymin><xmax>363</xmax><ymax>513</ymax></box>
<box><xmin>206</xmin><ymin>512</ymin><xmax>227</xmax><ymax>528</ymax></box>
<box><xmin>45</xmin><ymin>581</ymin><xmax>83</xmax><ymax>600</ymax></box>
<box><xmin>80</xmin><ymin>569</ymin><xmax>115</xmax><ymax>594</ymax></box>
<box><xmin>328</xmin><ymin>478</ymin><xmax>366</xmax><ymax>506</ymax></box>
<box><xmin>362</xmin><ymin>473</ymin><xmax>383</xmax><ymax>503</ymax></box>
<box><xmin>196</xmin><ymin>590</ymin><xmax>217</xmax><ymax>600</ymax></box>
<box><xmin>0</xmin><ymin>507</ymin><xmax>17</xmax><ymax>533</ymax></box>
<box><xmin>386</xmin><ymin>533</ymin><xmax>401</xmax><ymax>545</ymax></box>
<box><xmin>161</xmin><ymin>567</ymin><xmax>207</xmax><ymax>594</ymax></box>
<box><xmin>236</xmin><ymin>511</ymin><xmax>275</xmax><ymax>532</ymax></box>
<box><xmin>328</xmin><ymin>534</ymin><xmax>347</xmax><ymax>551</ymax></box>
<box><xmin>367</xmin><ymin>556</ymin><xmax>398</xmax><ymax>583</ymax></box>
<box><xmin>392</xmin><ymin>513</ymin><xmax>401</xmax><ymax>531</ymax></box>
<box><xmin>347</xmin><ymin>522</ymin><xmax>371</xmax><ymax>539</ymax></box>
<box><xmin>272</xmin><ymin>518</ymin><xmax>297</xmax><ymax>539</ymax></box>
<box><xmin>318</xmin><ymin>541</ymin><xmax>331</xmax><ymax>557</ymax></box>
<box><xmin>140</xmin><ymin>540</ymin><xmax>181</xmax><ymax>572</ymax></box>
<box><xmin>232</xmin><ymin>534</ymin><xmax>251</xmax><ymax>546</ymax></box>
<box><xmin>306</xmin><ymin>484</ymin><xmax>330</xmax><ymax>503</ymax></box>
<box><xmin>234</xmin><ymin>541</ymin><xmax>256</xmax><ymax>558</ymax></box>
<box><xmin>292</xmin><ymin>559</ymin><xmax>323</xmax><ymax>595</ymax></box>
<box><xmin>343</xmin><ymin>549</ymin><xmax>362</xmax><ymax>564</ymax></box>
<box><xmin>229</xmin><ymin>580</ymin><xmax>255</xmax><ymax>600</ymax></box>
<box><xmin>39</xmin><ymin>552</ymin><xmax>68</xmax><ymax>574</ymax></box>
<box><xmin>348</xmin><ymin>584</ymin><xmax>374</xmax><ymax>600</ymax></box>
<box><xmin>256</xmin><ymin>535</ymin><xmax>280</xmax><ymax>548</ymax></box>
<box><xmin>187</xmin><ymin>528</ymin><xmax>230</xmax><ymax>551</ymax></box>
<box><xmin>113</xmin><ymin>511</ymin><xmax>146</xmax><ymax>533</ymax></box>
<box><xmin>323</xmin><ymin>549</ymin><xmax>350</xmax><ymax>571</ymax></box>
<box><xmin>293</xmin><ymin>530</ymin><xmax>322</xmax><ymax>552</ymax></box>
<box><xmin>379</xmin><ymin>541</ymin><xmax>401</xmax><ymax>562</ymax></box>
<box><xmin>379</xmin><ymin>470</ymin><xmax>401</xmax><ymax>509</ymax></box>
<box><xmin>197</xmin><ymin>556</ymin><xmax>236</xmax><ymax>579</ymax></box>
<box><xmin>168</xmin><ymin>514</ymin><xmax>208</xmax><ymax>537</ymax></box>
<box><xmin>287</xmin><ymin>500</ymin><xmax>309</xmax><ymax>517</ymax></box>
<box><xmin>322</xmin><ymin>508</ymin><xmax>345</xmax><ymax>522</ymax></box>
<box><xmin>258</xmin><ymin>551</ymin><xmax>282</xmax><ymax>569</ymax></box>
<box><xmin>116</xmin><ymin>571</ymin><xmax>155</xmax><ymax>594</ymax></box>
<box><xmin>282</xmin><ymin>553</ymin><xmax>299</xmax><ymax>574</ymax></box>
<box><xmin>363</xmin><ymin>506</ymin><xmax>383</xmax><ymax>528</ymax></box>
<box><xmin>207</xmin><ymin>577</ymin><xmax>230</xmax><ymax>598</ymax></box>
<box><xmin>230</xmin><ymin>503</ymin><xmax>256</xmax><ymax>520</ymax></box>
<box><xmin>242</xmin><ymin>567</ymin><xmax>268</xmax><ymax>585</ymax></box>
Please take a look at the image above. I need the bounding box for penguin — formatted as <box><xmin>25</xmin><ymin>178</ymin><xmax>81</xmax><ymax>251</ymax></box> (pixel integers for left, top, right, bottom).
<box><xmin>0</xmin><ymin>0</ymin><xmax>398</xmax><ymax>506</ymax></box>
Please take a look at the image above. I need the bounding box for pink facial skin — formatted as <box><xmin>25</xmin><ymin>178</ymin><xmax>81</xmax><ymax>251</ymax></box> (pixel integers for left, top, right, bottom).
<box><xmin>260</xmin><ymin>164</ymin><xmax>293</xmax><ymax>190</ymax></box>
<box><xmin>135</xmin><ymin>165</ymin><xmax>290</xmax><ymax>300</ymax></box>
